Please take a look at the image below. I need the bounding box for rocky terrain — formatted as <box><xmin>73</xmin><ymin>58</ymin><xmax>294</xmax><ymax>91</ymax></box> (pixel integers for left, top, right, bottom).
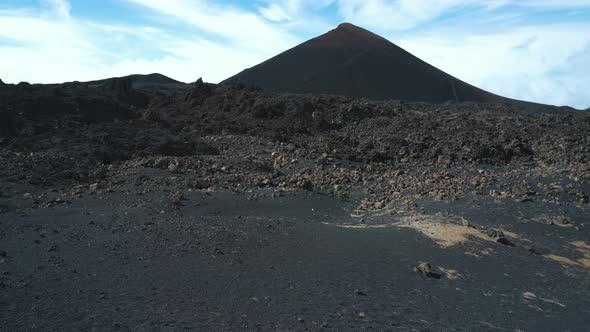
<box><xmin>1</xmin><ymin>77</ymin><xmax>590</xmax><ymax>330</ymax></box>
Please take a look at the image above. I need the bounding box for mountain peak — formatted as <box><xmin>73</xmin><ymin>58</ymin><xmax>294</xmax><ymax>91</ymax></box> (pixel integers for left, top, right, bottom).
<box><xmin>310</xmin><ymin>22</ymin><xmax>391</xmax><ymax>48</ymax></box>
<box><xmin>336</xmin><ymin>22</ymin><xmax>358</xmax><ymax>30</ymax></box>
<box><xmin>223</xmin><ymin>23</ymin><xmax>507</xmax><ymax>104</ymax></box>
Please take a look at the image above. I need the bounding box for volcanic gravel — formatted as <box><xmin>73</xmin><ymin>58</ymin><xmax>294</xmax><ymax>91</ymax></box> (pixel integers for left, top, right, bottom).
<box><xmin>1</xmin><ymin>77</ymin><xmax>590</xmax><ymax>330</ymax></box>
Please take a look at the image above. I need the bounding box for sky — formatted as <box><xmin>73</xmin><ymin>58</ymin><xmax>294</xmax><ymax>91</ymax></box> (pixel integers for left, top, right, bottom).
<box><xmin>0</xmin><ymin>1</ymin><xmax>589</xmax><ymax>109</ymax></box>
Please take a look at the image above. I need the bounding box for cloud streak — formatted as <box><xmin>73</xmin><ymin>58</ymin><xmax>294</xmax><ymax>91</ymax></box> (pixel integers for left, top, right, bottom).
<box><xmin>0</xmin><ymin>0</ymin><xmax>588</xmax><ymax>108</ymax></box>
<box><xmin>397</xmin><ymin>23</ymin><xmax>590</xmax><ymax>107</ymax></box>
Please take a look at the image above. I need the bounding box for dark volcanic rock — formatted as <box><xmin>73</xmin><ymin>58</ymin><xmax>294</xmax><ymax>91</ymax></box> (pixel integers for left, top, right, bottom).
<box><xmin>1</xmin><ymin>71</ymin><xmax>590</xmax><ymax>332</ymax></box>
<box><xmin>104</xmin><ymin>76</ymin><xmax>132</xmax><ymax>94</ymax></box>
<box><xmin>487</xmin><ymin>229</ymin><xmax>515</xmax><ymax>246</ymax></box>
<box><xmin>415</xmin><ymin>262</ymin><xmax>442</xmax><ymax>279</ymax></box>
<box><xmin>223</xmin><ymin>23</ymin><xmax>510</xmax><ymax>104</ymax></box>
<box><xmin>1</xmin><ymin>78</ymin><xmax>589</xmax><ymax>189</ymax></box>
<box><xmin>415</xmin><ymin>262</ymin><xmax>432</xmax><ymax>275</ymax></box>
<box><xmin>156</xmin><ymin>138</ymin><xmax>219</xmax><ymax>156</ymax></box>
<box><xmin>184</xmin><ymin>77</ymin><xmax>213</xmax><ymax>105</ymax></box>
<box><xmin>87</xmin><ymin>73</ymin><xmax>186</xmax><ymax>90</ymax></box>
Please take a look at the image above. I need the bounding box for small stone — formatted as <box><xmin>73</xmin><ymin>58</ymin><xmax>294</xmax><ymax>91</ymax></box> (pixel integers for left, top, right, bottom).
<box><xmin>415</xmin><ymin>262</ymin><xmax>432</xmax><ymax>276</ymax></box>
<box><xmin>171</xmin><ymin>192</ymin><xmax>185</xmax><ymax>206</ymax></box>
<box><xmin>168</xmin><ymin>160</ymin><xmax>180</xmax><ymax>173</ymax></box>
<box><xmin>487</xmin><ymin>229</ymin><xmax>514</xmax><ymax>246</ymax></box>
<box><xmin>511</xmin><ymin>182</ymin><xmax>535</xmax><ymax>198</ymax></box>
<box><xmin>487</xmin><ymin>228</ymin><xmax>504</xmax><ymax>239</ymax></box>
<box><xmin>355</xmin><ymin>289</ymin><xmax>367</xmax><ymax>296</ymax></box>
<box><xmin>575</xmin><ymin>191</ymin><xmax>588</xmax><ymax>203</ymax></box>
<box><xmin>549</xmin><ymin>216</ymin><xmax>571</xmax><ymax>226</ymax></box>
<box><xmin>527</xmin><ymin>247</ymin><xmax>546</xmax><ymax>255</ymax></box>
<box><xmin>89</xmin><ymin>183</ymin><xmax>99</xmax><ymax>192</ymax></box>
<box><xmin>299</xmin><ymin>180</ymin><xmax>313</xmax><ymax>191</ymax></box>
<box><xmin>460</xmin><ymin>218</ymin><xmax>471</xmax><ymax>227</ymax></box>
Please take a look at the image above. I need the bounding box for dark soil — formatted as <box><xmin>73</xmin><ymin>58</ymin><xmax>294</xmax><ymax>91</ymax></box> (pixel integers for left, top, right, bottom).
<box><xmin>1</xmin><ymin>77</ymin><xmax>590</xmax><ymax>331</ymax></box>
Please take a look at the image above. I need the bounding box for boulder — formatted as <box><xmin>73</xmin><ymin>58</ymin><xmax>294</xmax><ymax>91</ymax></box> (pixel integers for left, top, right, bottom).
<box><xmin>487</xmin><ymin>229</ymin><xmax>515</xmax><ymax>246</ymax></box>
<box><xmin>415</xmin><ymin>262</ymin><xmax>432</xmax><ymax>276</ymax></box>
<box><xmin>415</xmin><ymin>262</ymin><xmax>442</xmax><ymax>279</ymax></box>
<box><xmin>184</xmin><ymin>78</ymin><xmax>212</xmax><ymax>104</ymax></box>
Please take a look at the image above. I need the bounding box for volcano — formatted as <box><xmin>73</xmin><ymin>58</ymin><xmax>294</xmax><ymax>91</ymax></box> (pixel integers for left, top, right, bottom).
<box><xmin>223</xmin><ymin>23</ymin><xmax>507</xmax><ymax>103</ymax></box>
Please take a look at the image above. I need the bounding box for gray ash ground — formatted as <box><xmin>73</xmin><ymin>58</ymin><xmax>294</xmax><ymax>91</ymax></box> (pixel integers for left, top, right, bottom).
<box><xmin>1</xmin><ymin>78</ymin><xmax>590</xmax><ymax>331</ymax></box>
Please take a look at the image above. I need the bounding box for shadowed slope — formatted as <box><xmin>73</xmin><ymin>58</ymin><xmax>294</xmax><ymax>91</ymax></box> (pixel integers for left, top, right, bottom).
<box><xmin>86</xmin><ymin>73</ymin><xmax>187</xmax><ymax>89</ymax></box>
<box><xmin>223</xmin><ymin>23</ymin><xmax>507</xmax><ymax>103</ymax></box>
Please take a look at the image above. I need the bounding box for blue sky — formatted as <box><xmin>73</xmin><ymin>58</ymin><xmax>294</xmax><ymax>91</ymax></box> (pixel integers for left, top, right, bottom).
<box><xmin>0</xmin><ymin>1</ymin><xmax>589</xmax><ymax>108</ymax></box>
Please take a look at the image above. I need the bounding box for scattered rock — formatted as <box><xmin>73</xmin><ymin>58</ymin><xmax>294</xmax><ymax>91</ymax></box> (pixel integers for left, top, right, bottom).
<box><xmin>354</xmin><ymin>289</ymin><xmax>367</xmax><ymax>296</ymax></box>
<box><xmin>168</xmin><ymin>160</ymin><xmax>180</xmax><ymax>173</ymax></box>
<box><xmin>414</xmin><ymin>262</ymin><xmax>442</xmax><ymax>279</ymax></box>
<box><xmin>486</xmin><ymin>229</ymin><xmax>515</xmax><ymax>246</ymax></box>
<box><xmin>460</xmin><ymin>218</ymin><xmax>471</xmax><ymax>227</ymax></box>
<box><xmin>184</xmin><ymin>78</ymin><xmax>212</xmax><ymax>104</ymax></box>
<box><xmin>527</xmin><ymin>247</ymin><xmax>547</xmax><ymax>255</ymax></box>
<box><xmin>575</xmin><ymin>190</ymin><xmax>588</xmax><ymax>203</ymax></box>
<box><xmin>415</xmin><ymin>262</ymin><xmax>432</xmax><ymax>275</ymax></box>
<box><xmin>89</xmin><ymin>183</ymin><xmax>99</xmax><ymax>192</ymax></box>
<box><xmin>171</xmin><ymin>192</ymin><xmax>185</xmax><ymax>206</ymax></box>
<box><xmin>298</xmin><ymin>180</ymin><xmax>314</xmax><ymax>191</ymax></box>
<box><xmin>511</xmin><ymin>182</ymin><xmax>535</xmax><ymax>198</ymax></box>
<box><xmin>547</xmin><ymin>216</ymin><xmax>572</xmax><ymax>227</ymax></box>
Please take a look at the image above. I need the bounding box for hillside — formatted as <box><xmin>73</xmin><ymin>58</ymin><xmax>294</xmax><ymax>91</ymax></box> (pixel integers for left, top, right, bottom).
<box><xmin>223</xmin><ymin>23</ymin><xmax>508</xmax><ymax>103</ymax></box>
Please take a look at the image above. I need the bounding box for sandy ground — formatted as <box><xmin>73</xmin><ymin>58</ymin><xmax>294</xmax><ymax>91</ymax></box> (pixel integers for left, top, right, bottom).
<box><xmin>2</xmin><ymin>184</ymin><xmax>589</xmax><ymax>331</ymax></box>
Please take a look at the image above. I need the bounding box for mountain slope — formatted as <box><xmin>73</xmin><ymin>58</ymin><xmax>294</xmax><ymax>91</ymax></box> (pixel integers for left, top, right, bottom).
<box><xmin>223</xmin><ymin>23</ymin><xmax>507</xmax><ymax>103</ymax></box>
<box><xmin>86</xmin><ymin>73</ymin><xmax>187</xmax><ymax>90</ymax></box>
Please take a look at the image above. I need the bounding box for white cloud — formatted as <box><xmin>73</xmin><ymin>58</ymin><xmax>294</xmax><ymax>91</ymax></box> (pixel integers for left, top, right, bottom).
<box><xmin>517</xmin><ymin>0</ymin><xmax>590</xmax><ymax>8</ymax></box>
<box><xmin>396</xmin><ymin>24</ymin><xmax>590</xmax><ymax>108</ymax></box>
<box><xmin>124</xmin><ymin>0</ymin><xmax>298</xmax><ymax>53</ymax></box>
<box><xmin>336</xmin><ymin>0</ymin><xmax>590</xmax><ymax>31</ymax></box>
<box><xmin>0</xmin><ymin>0</ymin><xmax>297</xmax><ymax>84</ymax></box>
<box><xmin>258</xmin><ymin>0</ymin><xmax>335</xmax><ymax>22</ymax></box>
<box><xmin>0</xmin><ymin>0</ymin><xmax>588</xmax><ymax>108</ymax></box>
<box><xmin>336</xmin><ymin>0</ymin><xmax>496</xmax><ymax>31</ymax></box>
<box><xmin>44</xmin><ymin>0</ymin><xmax>71</xmax><ymax>19</ymax></box>
<box><xmin>259</xmin><ymin>3</ymin><xmax>292</xmax><ymax>22</ymax></box>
